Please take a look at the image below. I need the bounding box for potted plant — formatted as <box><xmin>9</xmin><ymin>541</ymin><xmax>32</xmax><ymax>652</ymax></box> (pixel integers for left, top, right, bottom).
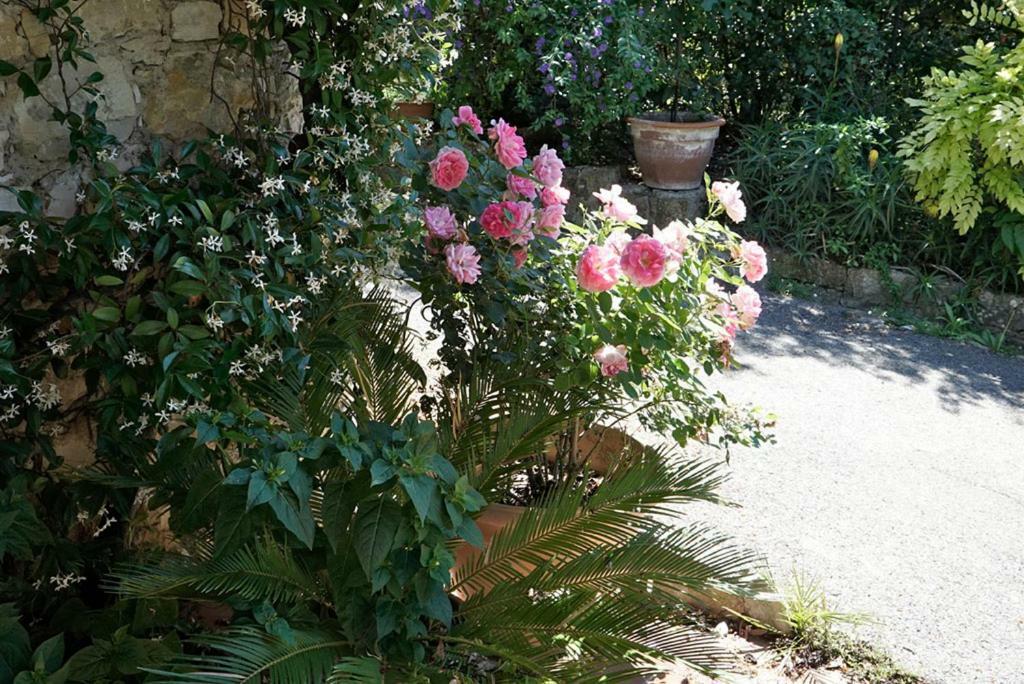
<box><xmin>629</xmin><ymin>8</ymin><xmax>724</xmax><ymax>190</ymax></box>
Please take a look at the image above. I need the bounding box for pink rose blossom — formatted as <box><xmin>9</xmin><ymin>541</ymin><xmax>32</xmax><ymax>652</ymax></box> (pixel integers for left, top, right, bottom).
<box><xmin>424</xmin><ymin>205</ymin><xmax>458</xmax><ymax>240</ymax></box>
<box><xmin>731</xmin><ymin>285</ymin><xmax>762</xmax><ymax>330</ymax></box>
<box><xmin>604</xmin><ymin>230</ymin><xmax>632</xmax><ymax>256</ymax></box>
<box><xmin>594</xmin><ymin>344</ymin><xmax>629</xmax><ymax>377</ymax></box>
<box><xmin>531</xmin><ymin>144</ymin><xmax>565</xmax><ymax>188</ymax></box>
<box><xmin>619</xmin><ymin>235</ymin><xmax>667</xmax><ymax>287</ymax></box>
<box><xmin>480</xmin><ymin>201</ymin><xmax>534</xmax><ymax>243</ymax></box>
<box><xmin>451</xmin><ymin>105</ymin><xmax>483</xmax><ymax>135</ymax></box>
<box><xmin>536</xmin><ymin>203</ymin><xmax>565</xmax><ymax>238</ymax></box>
<box><xmin>711</xmin><ymin>180</ymin><xmax>747</xmax><ymax>223</ymax></box>
<box><xmin>541</xmin><ymin>185</ymin><xmax>571</xmax><ymax>207</ymax></box>
<box><xmin>653</xmin><ymin>220</ymin><xmax>690</xmax><ymax>260</ymax></box>
<box><xmin>717</xmin><ymin>301</ymin><xmax>740</xmax><ymax>343</ymax></box>
<box><xmin>488</xmin><ymin>118</ymin><xmax>528</xmax><ymax>169</ymax></box>
<box><xmin>575</xmin><ymin>244</ymin><xmax>621</xmax><ymax>292</ymax></box>
<box><xmin>445</xmin><ymin>243</ymin><xmax>481</xmax><ymax>285</ymax></box>
<box><xmin>511</xmin><ymin>248</ymin><xmax>528</xmax><ymax>269</ymax></box>
<box><xmin>736</xmin><ymin>240</ymin><xmax>768</xmax><ymax>283</ymax></box>
<box><xmin>429</xmin><ymin>146</ymin><xmax>469</xmax><ymax>191</ymax></box>
<box><xmin>593</xmin><ymin>184</ymin><xmax>642</xmax><ymax>223</ymax></box>
<box><xmin>506</xmin><ymin>173</ymin><xmax>538</xmax><ymax>199</ymax></box>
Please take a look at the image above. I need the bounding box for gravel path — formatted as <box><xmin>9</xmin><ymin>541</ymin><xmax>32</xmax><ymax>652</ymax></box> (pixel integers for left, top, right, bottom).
<box><xmin>687</xmin><ymin>292</ymin><xmax>1024</xmax><ymax>683</ymax></box>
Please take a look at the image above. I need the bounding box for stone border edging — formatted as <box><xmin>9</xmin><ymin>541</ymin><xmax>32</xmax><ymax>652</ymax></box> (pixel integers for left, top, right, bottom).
<box><xmin>770</xmin><ymin>250</ymin><xmax>1024</xmax><ymax>344</ymax></box>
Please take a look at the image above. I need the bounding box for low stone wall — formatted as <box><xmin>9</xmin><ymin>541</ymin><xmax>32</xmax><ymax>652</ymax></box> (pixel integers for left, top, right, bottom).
<box><xmin>561</xmin><ymin>165</ymin><xmax>704</xmax><ymax>226</ymax></box>
<box><xmin>771</xmin><ymin>251</ymin><xmax>1024</xmax><ymax>343</ymax></box>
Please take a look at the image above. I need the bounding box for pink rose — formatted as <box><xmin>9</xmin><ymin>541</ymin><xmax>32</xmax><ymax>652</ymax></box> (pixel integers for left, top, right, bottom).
<box><xmin>424</xmin><ymin>205</ymin><xmax>458</xmax><ymax>240</ymax></box>
<box><xmin>511</xmin><ymin>247</ymin><xmax>528</xmax><ymax>269</ymax></box>
<box><xmin>619</xmin><ymin>235</ymin><xmax>667</xmax><ymax>287</ymax></box>
<box><xmin>445</xmin><ymin>243</ymin><xmax>481</xmax><ymax>285</ymax></box>
<box><xmin>531</xmin><ymin>144</ymin><xmax>565</xmax><ymax>188</ymax></box>
<box><xmin>575</xmin><ymin>244</ymin><xmax>621</xmax><ymax>292</ymax></box>
<box><xmin>488</xmin><ymin>118</ymin><xmax>528</xmax><ymax>169</ymax></box>
<box><xmin>711</xmin><ymin>180</ymin><xmax>747</xmax><ymax>223</ymax></box>
<box><xmin>536</xmin><ymin>203</ymin><xmax>565</xmax><ymax>239</ymax></box>
<box><xmin>452</xmin><ymin>105</ymin><xmax>483</xmax><ymax>135</ymax></box>
<box><xmin>736</xmin><ymin>240</ymin><xmax>768</xmax><ymax>283</ymax></box>
<box><xmin>429</xmin><ymin>146</ymin><xmax>469</xmax><ymax>191</ymax></box>
<box><xmin>541</xmin><ymin>185</ymin><xmax>571</xmax><ymax>207</ymax></box>
<box><xmin>506</xmin><ymin>173</ymin><xmax>538</xmax><ymax>199</ymax></box>
<box><xmin>653</xmin><ymin>220</ymin><xmax>690</xmax><ymax>260</ymax></box>
<box><xmin>593</xmin><ymin>184</ymin><xmax>642</xmax><ymax>223</ymax></box>
<box><xmin>731</xmin><ymin>285</ymin><xmax>762</xmax><ymax>329</ymax></box>
<box><xmin>480</xmin><ymin>201</ymin><xmax>534</xmax><ymax>243</ymax></box>
<box><xmin>593</xmin><ymin>344</ymin><xmax>629</xmax><ymax>377</ymax></box>
<box><xmin>717</xmin><ymin>301</ymin><xmax>740</xmax><ymax>342</ymax></box>
<box><xmin>604</xmin><ymin>230</ymin><xmax>631</xmax><ymax>256</ymax></box>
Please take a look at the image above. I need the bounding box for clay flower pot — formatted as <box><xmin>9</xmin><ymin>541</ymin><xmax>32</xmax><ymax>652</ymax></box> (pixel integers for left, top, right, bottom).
<box><xmin>628</xmin><ymin>113</ymin><xmax>725</xmax><ymax>190</ymax></box>
<box><xmin>392</xmin><ymin>101</ymin><xmax>435</xmax><ymax>120</ymax></box>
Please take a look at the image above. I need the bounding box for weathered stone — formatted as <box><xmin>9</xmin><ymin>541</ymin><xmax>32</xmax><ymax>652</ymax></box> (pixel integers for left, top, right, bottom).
<box><xmin>11</xmin><ymin>95</ymin><xmax>69</xmax><ymax>180</ymax></box>
<box><xmin>78</xmin><ymin>0</ymin><xmax>164</xmax><ymax>40</ymax></box>
<box><xmin>171</xmin><ymin>1</ymin><xmax>222</xmax><ymax>42</ymax></box>
<box><xmin>811</xmin><ymin>257</ymin><xmax>848</xmax><ymax>291</ymax></box>
<box><xmin>20</xmin><ymin>9</ymin><xmax>51</xmax><ymax>59</ymax></box>
<box><xmin>47</xmin><ymin>168</ymin><xmax>84</xmax><ymax>219</ymax></box>
<box><xmin>0</xmin><ymin>9</ymin><xmax>29</xmax><ymax>64</ymax></box>
<box><xmin>843</xmin><ymin>267</ymin><xmax>887</xmax><ymax>307</ymax></box>
<box><xmin>649</xmin><ymin>188</ymin><xmax>703</xmax><ymax>226</ymax></box>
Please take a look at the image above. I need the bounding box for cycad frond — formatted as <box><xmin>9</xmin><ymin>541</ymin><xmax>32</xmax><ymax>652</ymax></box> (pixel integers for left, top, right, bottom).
<box><xmin>451</xmin><ymin>451</ymin><xmax>726</xmax><ymax>596</ymax></box>
<box><xmin>148</xmin><ymin>627</ymin><xmax>351</xmax><ymax>684</ymax></box>
<box><xmin>115</xmin><ymin>539</ymin><xmax>326</xmax><ymax>604</ymax></box>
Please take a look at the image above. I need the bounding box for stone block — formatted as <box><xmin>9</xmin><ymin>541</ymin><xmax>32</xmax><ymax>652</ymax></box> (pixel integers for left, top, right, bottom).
<box><xmin>78</xmin><ymin>0</ymin><xmax>164</xmax><ymax>40</ymax></box>
<box><xmin>619</xmin><ymin>183</ymin><xmax>650</xmax><ymax>224</ymax></box>
<box><xmin>843</xmin><ymin>267</ymin><xmax>887</xmax><ymax>307</ymax></box>
<box><xmin>20</xmin><ymin>9</ymin><xmax>51</xmax><ymax>59</ymax></box>
<box><xmin>171</xmin><ymin>1</ymin><xmax>222</xmax><ymax>42</ymax></box>
<box><xmin>649</xmin><ymin>188</ymin><xmax>703</xmax><ymax>226</ymax></box>
<box><xmin>0</xmin><ymin>9</ymin><xmax>29</xmax><ymax>64</ymax></box>
<box><xmin>811</xmin><ymin>257</ymin><xmax>847</xmax><ymax>291</ymax></box>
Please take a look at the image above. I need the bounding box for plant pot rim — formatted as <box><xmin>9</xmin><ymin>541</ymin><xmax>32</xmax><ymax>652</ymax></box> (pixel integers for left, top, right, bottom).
<box><xmin>628</xmin><ymin>113</ymin><xmax>726</xmax><ymax>130</ymax></box>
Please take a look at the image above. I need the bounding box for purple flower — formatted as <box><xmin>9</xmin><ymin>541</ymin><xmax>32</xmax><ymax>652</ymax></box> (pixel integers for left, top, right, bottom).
<box><xmin>454</xmin><ymin>39</ymin><xmax>463</xmax><ymax>49</ymax></box>
<box><xmin>625</xmin><ymin>81</ymin><xmax>633</xmax><ymax>90</ymax></box>
<box><xmin>539</xmin><ymin>63</ymin><xmax>550</xmax><ymax>74</ymax></box>
<box><xmin>604</xmin><ymin>15</ymin><xmax>613</xmax><ymax>24</ymax></box>
<box><xmin>535</xmin><ymin>37</ymin><xmax>546</xmax><ymax>52</ymax></box>
<box><xmin>544</xmin><ymin>84</ymin><xmax>556</xmax><ymax>95</ymax></box>
<box><xmin>554</xmin><ymin>117</ymin><xmax>564</xmax><ymax>127</ymax></box>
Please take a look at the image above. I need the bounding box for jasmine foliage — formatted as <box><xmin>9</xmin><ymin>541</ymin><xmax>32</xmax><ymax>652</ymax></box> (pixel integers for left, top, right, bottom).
<box><xmin>899</xmin><ymin>1</ymin><xmax>1024</xmax><ymax>278</ymax></box>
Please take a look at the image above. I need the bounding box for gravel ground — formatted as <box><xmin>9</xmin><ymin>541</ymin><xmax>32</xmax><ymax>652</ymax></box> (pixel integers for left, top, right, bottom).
<box><xmin>684</xmin><ymin>292</ymin><xmax>1024</xmax><ymax>683</ymax></box>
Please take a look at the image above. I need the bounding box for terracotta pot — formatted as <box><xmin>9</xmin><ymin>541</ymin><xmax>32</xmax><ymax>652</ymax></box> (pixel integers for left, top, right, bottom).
<box><xmin>628</xmin><ymin>113</ymin><xmax>725</xmax><ymax>190</ymax></box>
<box><xmin>392</xmin><ymin>101</ymin><xmax>435</xmax><ymax>120</ymax></box>
<box><xmin>451</xmin><ymin>503</ymin><xmax>526</xmax><ymax>601</ymax></box>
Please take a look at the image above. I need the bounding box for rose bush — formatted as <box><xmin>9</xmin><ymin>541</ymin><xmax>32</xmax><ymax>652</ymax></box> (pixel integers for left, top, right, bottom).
<box><xmin>401</xmin><ymin>108</ymin><xmax>771</xmax><ymax>450</ymax></box>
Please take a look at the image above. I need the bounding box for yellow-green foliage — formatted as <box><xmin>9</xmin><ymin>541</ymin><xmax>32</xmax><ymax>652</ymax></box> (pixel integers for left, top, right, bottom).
<box><xmin>899</xmin><ymin>2</ymin><xmax>1024</xmax><ymax>235</ymax></box>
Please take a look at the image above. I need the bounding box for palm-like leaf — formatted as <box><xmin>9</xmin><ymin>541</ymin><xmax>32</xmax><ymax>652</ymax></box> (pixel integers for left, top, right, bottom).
<box><xmin>447</xmin><ymin>452</ymin><xmax>765</xmax><ymax>680</ymax></box>
<box><xmin>115</xmin><ymin>538</ymin><xmax>326</xmax><ymax>604</ymax></box>
<box><xmin>147</xmin><ymin>627</ymin><xmax>351</xmax><ymax>684</ymax></box>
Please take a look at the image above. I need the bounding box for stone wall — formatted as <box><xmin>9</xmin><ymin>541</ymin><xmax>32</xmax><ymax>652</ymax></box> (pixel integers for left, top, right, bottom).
<box><xmin>561</xmin><ymin>165</ymin><xmax>705</xmax><ymax>226</ymax></box>
<box><xmin>0</xmin><ymin>0</ymin><xmax>301</xmax><ymax>216</ymax></box>
<box><xmin>771</xmin><ymin>251</ymin><xmax>1024</xmax><ymax>343</ymax></box>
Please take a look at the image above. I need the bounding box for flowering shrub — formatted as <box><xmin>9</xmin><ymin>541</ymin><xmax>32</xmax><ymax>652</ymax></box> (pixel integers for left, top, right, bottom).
<box><xmin>402</xmin><ymin>108</ymin><xmax>771</xmax><ymax>448</ymax></box>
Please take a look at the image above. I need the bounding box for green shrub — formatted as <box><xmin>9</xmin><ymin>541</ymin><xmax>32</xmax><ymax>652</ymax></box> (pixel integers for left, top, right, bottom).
<box><xmin>899</xmin><ymin>2</ymin><xmax>1024</xmax><ymax>279</ymax></box>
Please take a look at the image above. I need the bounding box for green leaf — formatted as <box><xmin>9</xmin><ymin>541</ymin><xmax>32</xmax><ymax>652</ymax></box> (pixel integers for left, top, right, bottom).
<box><xmin>32</xmin><ymin>57</ymin><xmax>52</xmax><ymax>82</ymax></box>
<box><xmin>0</xmin><ymin>60</ymin><xmax>17</xmax><ymax>77</ymax></box>
<box><xmin>247</xmin><ymin>471</ymin><xmax>275</xmax><ymax>510</ymax></box>
<box><xmin>32</xmin><ymin>633</ymin><xmax>64</xmax><ymax>674</ymax></box>
<box><xmin>352</xmin><ymin>499</ymin><xmax>402</xmax><ymax>579</ymax></box>
<box><xmin>195</xmin><ymin>419</ymin><xmax>220</xmax><ymax>445</ymax></box>
<box><xmin>92</xmin><ymin>306</ymin><xmax>120</xmax><ymax>322</ymax></box>
<box><xmin>131</xmin><ymin>320</ymin><xmax>168</xmax><ymax>336</ymax></box>
<box><xmin>169</xmin><ymin>280</ymin><xmax>205</xmax><ymax>296</ymax></box>
<box><xmin>195</xmin><ymin>199</ymin><xmax>214</xmax><ymax>224</ymax></box>
<box><xmin>399</xmin><ymin>474</ymin><xmax>437</xmax><ymax>523</ymax></box>
<box><xmin>95</xmin><ymin>275</ymin><xmax>123</xmax><ymax>286</ymax></box>
<box><xmin>268</xmin><ymin>493</ymin><xmax>315</xmax><ymax>549</ymax></box>
<box><xmin>16</xmin><ymin>72</ymin><xmax>38</xmax><ymax>98</ymax></box>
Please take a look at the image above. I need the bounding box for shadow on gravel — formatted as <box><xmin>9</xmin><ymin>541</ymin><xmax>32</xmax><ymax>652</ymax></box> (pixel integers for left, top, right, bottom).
<box><xmin>736</xmin><ymin>294</ymin><xmax>1024</xmax><ymax>415</ymax></box>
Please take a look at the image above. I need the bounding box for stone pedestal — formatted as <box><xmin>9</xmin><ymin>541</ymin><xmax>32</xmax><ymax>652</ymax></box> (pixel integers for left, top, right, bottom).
<box><xmin>562</xmin><ymin>165</ymin><xmax>705</xmax><ymax>227</ymax></box>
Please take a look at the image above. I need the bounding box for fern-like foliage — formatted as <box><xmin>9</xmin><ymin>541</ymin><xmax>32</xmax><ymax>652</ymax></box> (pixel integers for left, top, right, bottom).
<box><xmin>966</xmin><ymin>0</ymin><xmax>1024</xmax><ymax>32</ymax></box>
<box><xmin>900</xmin><ymin>2</ymin><xmax>1024</xmax><ymax>264</ymax></box>
<box><xmin>115</xmin><ymin>537</ymin><xmax>326</xmax><ymax>604</ymax></box>
<box><xmin>147</xmin><ymin>627</ymin><xmax>351</xmax><ymax>684</ymax></box>
<box><xmin>447</xmin><ymin>453</ymin><xmax>766</xmax><ymax>680</ymax></box>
